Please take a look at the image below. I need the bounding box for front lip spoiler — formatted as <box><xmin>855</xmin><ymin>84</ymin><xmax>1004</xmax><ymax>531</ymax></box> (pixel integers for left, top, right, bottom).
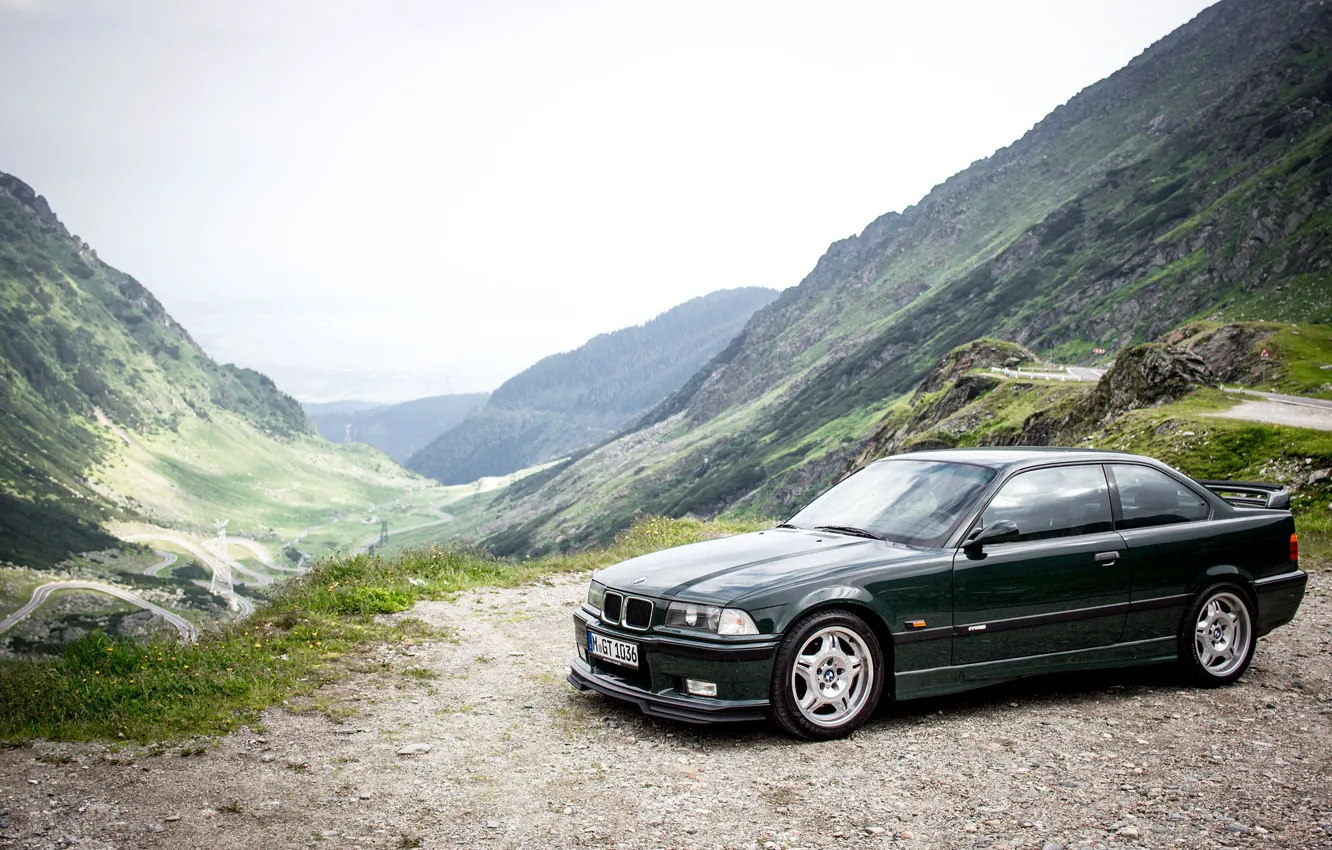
<box><xmin>567</xmin><ymin>661</ymin><xmax>769</xmax><ymax>725</ymax></box>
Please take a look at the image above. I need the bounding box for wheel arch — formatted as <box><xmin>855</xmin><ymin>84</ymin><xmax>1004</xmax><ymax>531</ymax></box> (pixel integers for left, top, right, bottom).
<box><xmin>780</xmin><ymin>594</ymin><xmax>896</xmax><ymax>693</ymax></box>
<box><xmin>1197</xmin><ymin>565</ymin><xmax>1259</xmax><ymax>608</ymax></box>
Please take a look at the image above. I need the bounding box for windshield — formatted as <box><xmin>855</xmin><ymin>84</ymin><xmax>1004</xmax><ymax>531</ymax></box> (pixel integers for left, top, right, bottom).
<box><xmin>786</xmin><ymin>459</ymin><xmax>995</xmax><ymax>547</ymax></box>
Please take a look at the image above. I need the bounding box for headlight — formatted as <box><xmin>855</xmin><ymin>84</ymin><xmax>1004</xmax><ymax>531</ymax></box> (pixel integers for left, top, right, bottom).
<box><xmin>666</xmin><ymin>602</ymin><xmax>721</xmax><ymax>631</ymax></box>
<box><xmin>666</xmin><ymin>602</ymin><xmax>760</xmax><ymax>635</ymax></box>
<box><xmin>587</xmin><ymin>581</ymin><xmax>606</xmax><ymax>611</ymax></box>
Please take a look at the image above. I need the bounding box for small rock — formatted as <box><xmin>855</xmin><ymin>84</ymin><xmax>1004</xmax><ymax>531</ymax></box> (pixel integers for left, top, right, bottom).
<box><xmin>900</xmin><ymin>832</ymin><xmax>915</xmax><ymax>840</ymax></box>
<box><xmin>486</xmin><ymin>820</ymin><xmax>500</xmax><ymax>829</ymax></box>
<box><xmin>146</xmin><ymin>823</ymin><xmax>165</xmax><ymax>834</ymax></box>
<box><xmin>563</xmin><ymin>806</ymin><xmax>573</xmax><ymax>815</ymax></box>
<box><xmin>259</xmin><ymin>754</ymin><xmax>276</xmax><ymax>763</ymax></box>
<box><xmin>358</xmin><ymin>792</ymin><xmax>372</xmax><ymax>800</ymax></box>
<box><xmin>1225</xmin><ymin>824</ymin><xmax>1252</xmax><ymax>834</ymax></box>
<box><xmin>397</xmin><ymin>743</ymin><xmax>433</xmax><ymax>756</ymax></box>
<box><xmin>1041</xmin><ymin>843</ymin><xmax>1064</xmax><ymax>850</ymax></box>
<box><xmin>164</xmin><ymin>815</ymin><xmax>180</xmax><ymax>822</ymax></box>
<box><xmin>1119</xmin><ymin>826</ymin><xmax>1140</xmax><ymax>838</ymax></box>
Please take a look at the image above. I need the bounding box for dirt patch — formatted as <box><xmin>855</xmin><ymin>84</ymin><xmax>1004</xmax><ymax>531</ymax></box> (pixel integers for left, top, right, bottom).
<box><xmin>1</xmin><ymin>574</ymin><xmax>1329</xmax><ymax>849</ymax></box>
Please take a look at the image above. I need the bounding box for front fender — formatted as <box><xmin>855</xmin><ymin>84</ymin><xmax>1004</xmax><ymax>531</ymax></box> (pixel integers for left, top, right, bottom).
<box><xmin>763</xmin><ymin>585</ymin><xmax>893</xmax><ymax>635</ymax></box>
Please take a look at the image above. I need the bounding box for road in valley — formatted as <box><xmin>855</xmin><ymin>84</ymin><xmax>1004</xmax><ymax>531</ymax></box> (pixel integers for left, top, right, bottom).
<box><xmin>0</xmin><ymin>581</ymin><xmax>198</xmax><ymax>641</ymax></box>
<box><xmin>143</xmin><ymin>549</ymin><xmax>178</xmax><ymax>577</ymax></box>
<box><xmin>123</xmin><ymin>533</ymin><xmax>258</xmax><ymax>615</ymax></box>
<box><xmin>224</xmin><ymin>537</ymin><xmax>303</xmax><ymax>572</ymax></box>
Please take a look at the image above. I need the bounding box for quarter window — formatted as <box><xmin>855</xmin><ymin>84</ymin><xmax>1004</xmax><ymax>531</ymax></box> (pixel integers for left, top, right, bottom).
<box><xmin>980</xmin><ymin>465</ymin><xmax>1114</xmax><ymax>542</ymax></box>
<box><xmin>1109</xmin><ymin>464</ymin><xmax>1209</xmax><ymax>529</ymax></box>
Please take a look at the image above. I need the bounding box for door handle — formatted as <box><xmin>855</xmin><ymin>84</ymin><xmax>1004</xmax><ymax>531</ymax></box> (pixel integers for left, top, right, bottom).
<box><xmin>1094</xmin><ymin>551</ymin><xmax>1121</xmax><ymax>564</ymax></box>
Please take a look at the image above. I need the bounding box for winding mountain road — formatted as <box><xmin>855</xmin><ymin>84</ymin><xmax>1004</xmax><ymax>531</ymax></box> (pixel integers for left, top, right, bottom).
<box><xmin>122</xmin><ymin>533</ymin><xmax>259</xmax><ymax>614</ymax></box>
<box><xmin>0</xmin><ymin>581</ymin><xmax>198</xmax><ymax>641</ymax></box>
<box><xmin>143</xmin><ymin>550</ymin><xmax>178</xmax><ymax>577</ymax></box>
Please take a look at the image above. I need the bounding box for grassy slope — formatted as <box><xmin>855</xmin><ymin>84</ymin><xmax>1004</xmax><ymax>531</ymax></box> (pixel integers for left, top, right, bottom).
<box><xmin>0</xmin><ymin>516</ymin><xmax>766</xmax><ymax>742</ymax></box>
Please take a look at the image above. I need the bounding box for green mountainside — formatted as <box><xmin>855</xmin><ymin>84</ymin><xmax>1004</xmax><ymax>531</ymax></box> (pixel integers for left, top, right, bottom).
<box><xmin>0</xmin><ymin>172</ymin><xmax>465</xmax><ymax>571</ymax></box>
<box><xmin>466</xmin><ymin>0</ymin><xmax>1332</xmax><ymax>554</ymax></box>
<box><xmin>305</xmin><ymin>393</ymin><xmax>489</xmax><ymax>461</ymax></box>
<box><xmin>406</xmin><ymin>287</ymin><xmax>778</xmax><ymax>484</ymax></box>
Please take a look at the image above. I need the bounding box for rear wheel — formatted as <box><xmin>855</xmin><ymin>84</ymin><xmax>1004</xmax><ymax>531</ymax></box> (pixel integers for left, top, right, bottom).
<box><xmin>1180</xmin><ymin>583</ymin><xmax>1255</xmax><ymax>686</ymax></box>
<box><xmin>769</xmin><ymin>609</ymin><xmax>884</xmax><ymax>740</ymax></box>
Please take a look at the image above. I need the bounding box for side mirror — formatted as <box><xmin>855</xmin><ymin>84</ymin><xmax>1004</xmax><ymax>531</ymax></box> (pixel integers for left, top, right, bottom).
<box><xmin>964</xmin><ymin>520</ymin><xmax>1020</xmax><ymax>549</ymax></box>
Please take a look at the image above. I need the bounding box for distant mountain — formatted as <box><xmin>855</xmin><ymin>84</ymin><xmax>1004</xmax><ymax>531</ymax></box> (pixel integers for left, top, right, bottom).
<box><xmin>407</xmin><ymin>288</ymin><xmax>778</xmax><ymax>484</ymax></box>
<box><xmin>475</xmin><ymin>0</ymin><xmax>1332</xmax><ymax>553</ymax></box>
<box><xmin>305</xmin><ymin>393</ymin><xmax>489</xmax><ymax>461</ymax></box>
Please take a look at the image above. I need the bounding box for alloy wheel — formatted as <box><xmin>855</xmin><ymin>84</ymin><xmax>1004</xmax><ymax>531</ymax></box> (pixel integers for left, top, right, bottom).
<box><xmin>790</xmin><ymin>626</ymin><xmax>875</xmax><ymax>728</ymax></box>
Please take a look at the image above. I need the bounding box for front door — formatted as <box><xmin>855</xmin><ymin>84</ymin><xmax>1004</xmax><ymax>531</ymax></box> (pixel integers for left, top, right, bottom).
<box><xmin>952</xmin><ymin>464</ymin><xmax>1129</xmax><ymax>667</ymax></box>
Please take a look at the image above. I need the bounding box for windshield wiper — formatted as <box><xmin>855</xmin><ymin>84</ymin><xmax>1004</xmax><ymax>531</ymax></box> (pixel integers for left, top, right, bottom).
<box><xmin>813</xmin><ymin>525</ymin><xmax>884</xmax><ymax>540</ymax></box>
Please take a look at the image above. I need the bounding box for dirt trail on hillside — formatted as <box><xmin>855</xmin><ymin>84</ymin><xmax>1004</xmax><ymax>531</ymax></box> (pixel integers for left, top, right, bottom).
<box><xmin>1</xmin><ymin>575</ymin><xmax>1329</xmax><ymax>849</ymax></box>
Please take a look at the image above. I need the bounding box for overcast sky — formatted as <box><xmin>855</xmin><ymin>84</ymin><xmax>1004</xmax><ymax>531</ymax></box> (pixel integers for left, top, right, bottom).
<box><xmin>0</xmin><ymin>0</ymin><xmax>1214</xmax><ymax>402</ymax></box>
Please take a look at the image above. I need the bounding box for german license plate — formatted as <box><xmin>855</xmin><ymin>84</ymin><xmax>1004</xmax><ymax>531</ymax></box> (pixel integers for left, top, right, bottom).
<box><xmin>587</xmin><ymin>630</ymin><xmax>639</xmax><ymax>669</ymax></box>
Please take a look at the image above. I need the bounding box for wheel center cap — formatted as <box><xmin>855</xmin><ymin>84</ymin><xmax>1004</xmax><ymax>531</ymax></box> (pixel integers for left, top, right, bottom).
<box><xmin>824</xmin><ymin>670</ymin><xmax>836</xmax><ymax>683</ymax></box>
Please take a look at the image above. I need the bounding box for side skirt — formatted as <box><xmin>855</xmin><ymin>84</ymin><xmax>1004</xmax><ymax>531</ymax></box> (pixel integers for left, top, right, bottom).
<box><xmin>894</xmin><ymin>636</ymin><xmax>1177</xmax><ymax>701</ymax></box>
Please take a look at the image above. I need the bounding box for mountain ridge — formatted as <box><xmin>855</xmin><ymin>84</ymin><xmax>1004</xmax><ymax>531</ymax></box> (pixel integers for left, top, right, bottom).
<box><xmin>407</xmin><ymin>287</ymin><xmax>778</xmax><ymax>484</ymax></box>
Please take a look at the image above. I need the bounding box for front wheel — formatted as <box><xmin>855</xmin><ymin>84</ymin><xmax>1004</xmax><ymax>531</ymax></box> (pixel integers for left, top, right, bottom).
<box><xmin>769</xmin><ymin>609</ymin><xmax>884</xmax><ymax>740</ymax></box>
<box><xmin>1180</xmin><ymin>583</ymin><xmax>1255</xmax><ymax>686</ymax></box>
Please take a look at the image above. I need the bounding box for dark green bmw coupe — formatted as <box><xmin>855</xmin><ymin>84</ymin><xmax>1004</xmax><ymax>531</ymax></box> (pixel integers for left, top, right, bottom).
<box><xmin>568</xmin><ymin>448</ymin><xmax>1307</xmax><ymax>739</ymax></box>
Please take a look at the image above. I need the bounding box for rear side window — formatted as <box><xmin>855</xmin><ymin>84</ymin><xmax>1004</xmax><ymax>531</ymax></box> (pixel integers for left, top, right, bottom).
<box><xmin>1109</xmin><ymin>464</ymin><xmax>1210</xmax><ymax>529</ymax></box>
<box><xmin>981</xmin><ymin>465</ymin><xmax>1114</xmax><ymax>542</ymax></box>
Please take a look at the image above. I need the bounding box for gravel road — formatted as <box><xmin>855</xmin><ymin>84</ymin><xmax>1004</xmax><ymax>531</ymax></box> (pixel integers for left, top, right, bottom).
<box><xmin>1208</xmin><ymin>400</ymin><xmax>1332</xmax><ymax>432</ymax></box>
<box><xmin>1</xmin><ymin>572</ymin><xmax>1328</xmax><ymax>850</ymax></box>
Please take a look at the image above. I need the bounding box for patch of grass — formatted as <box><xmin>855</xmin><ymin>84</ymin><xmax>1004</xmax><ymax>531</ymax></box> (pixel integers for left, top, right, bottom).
<box><xmin>0</xmin><ymin>516</ymin><xmax>759</xmax><ymax>742</ymax></box>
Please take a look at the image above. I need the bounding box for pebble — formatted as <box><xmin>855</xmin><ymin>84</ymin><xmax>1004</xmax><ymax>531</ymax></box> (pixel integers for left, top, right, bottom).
<box><xmin>397</xmin><ymin>743</ymin><xmax>432</xmax><ymax>756</ymax></box>
<box><xmin>486</xmin><ymin>820</ymin><xmax>500</xmax><ymax>829</ymax></box>
<box><xmin>1041</xmin><ymin>843</ymin><xmax>1063</xmax><ymax>850</ymax></box>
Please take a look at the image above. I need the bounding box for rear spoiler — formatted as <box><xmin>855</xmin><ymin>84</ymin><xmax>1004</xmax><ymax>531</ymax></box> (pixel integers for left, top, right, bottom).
<box><xmin>1197</xmin><ymin>480</ymin><xmax>1291</xmax><ymax>510</ymax></box>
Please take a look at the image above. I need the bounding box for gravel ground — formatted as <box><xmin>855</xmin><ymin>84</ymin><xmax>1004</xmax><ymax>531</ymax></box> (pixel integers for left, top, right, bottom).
<box><xmin>0</xmin><ymin>572</ymin><xmax>1328</xmax><ymax>850</ymax></box>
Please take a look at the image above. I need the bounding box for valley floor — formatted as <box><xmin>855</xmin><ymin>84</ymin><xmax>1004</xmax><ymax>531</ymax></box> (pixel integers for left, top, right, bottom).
<box><xmin>1</xmin><ymin>572</ymin><xmax>1327</xmax><ymax>849</ymax></box>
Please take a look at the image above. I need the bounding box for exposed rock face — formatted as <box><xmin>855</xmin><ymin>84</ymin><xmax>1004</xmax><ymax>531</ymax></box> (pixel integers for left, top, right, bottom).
<box><xmin>916</xmin><ymin>339</ymin><xmax>1038</xmax><ymax>395</ymax></box>
<box><xmin>1019</xmin><ymin>343</ymin><xmax>1215</xmax><ymax>444</ymax></box>
<box><xmin>1084</xmin><ymin>344</ymin><xmax>1214</xmax><ymax>420</ymax></box>
<box><xmin>1179</xmin><ymin>323</ymin><xmax>1277</xmax><ymax>383</ymax></box>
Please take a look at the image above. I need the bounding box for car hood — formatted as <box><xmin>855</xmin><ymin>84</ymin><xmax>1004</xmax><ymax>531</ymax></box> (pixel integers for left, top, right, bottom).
<box><xmin>594</xmin><ymin>527</ymin><xmax>930</xmax><ymax>605</ymax></box>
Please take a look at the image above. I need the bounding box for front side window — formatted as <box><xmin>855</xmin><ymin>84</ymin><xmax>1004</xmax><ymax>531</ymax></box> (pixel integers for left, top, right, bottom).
<box><xmin>980</xmin><ymin>464</ymin><xmax>1113</xmax><ymax>542</ymax></box>
<box><xmin>1109</xmin><ymin>464</ymin><xmax>1209</xmax><ymax>529</ymax></box>
<box><xmin>787</xmin><ymin>460</ymin><xmax>996</xmax><ymax>547</ymax></box>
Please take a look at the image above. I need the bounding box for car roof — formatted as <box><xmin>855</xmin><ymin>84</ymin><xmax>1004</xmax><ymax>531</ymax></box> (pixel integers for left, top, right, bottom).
<box><xmin>871</xmin><ymin>446</ymin><xmax>1148</xmax><ymax>471</ymax></box>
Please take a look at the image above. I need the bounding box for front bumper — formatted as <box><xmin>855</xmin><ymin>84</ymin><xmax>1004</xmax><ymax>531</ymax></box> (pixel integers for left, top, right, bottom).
<box><xmin>569</xmin><ymin>609</ymin><xmax>776</xmax><ymax>724</ymax></box>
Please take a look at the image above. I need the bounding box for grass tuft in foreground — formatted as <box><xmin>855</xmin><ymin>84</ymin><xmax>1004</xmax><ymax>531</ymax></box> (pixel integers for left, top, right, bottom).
<box><xmin>0</xmin><ymin>515</ymin><xmax>767</xmax><ymax>743</ymax></box>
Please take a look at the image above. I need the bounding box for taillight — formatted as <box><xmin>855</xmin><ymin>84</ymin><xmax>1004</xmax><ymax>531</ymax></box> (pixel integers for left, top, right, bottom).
<box><xmin>1291</xmin><ymin>533</ymin><xmax>1299</xmax><ymax>562</ymax></box>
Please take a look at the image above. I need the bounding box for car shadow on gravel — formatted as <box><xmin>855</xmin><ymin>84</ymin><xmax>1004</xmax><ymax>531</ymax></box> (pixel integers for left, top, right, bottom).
<box><xmin>573</xmin><ymin>663</ymin><xmax>1190</xmax><ymax>745</ymax></box>
<box><xmin>877</xmin><ymin>663</ymin><xmax>1184</xmax><ymax>725</ymax></box>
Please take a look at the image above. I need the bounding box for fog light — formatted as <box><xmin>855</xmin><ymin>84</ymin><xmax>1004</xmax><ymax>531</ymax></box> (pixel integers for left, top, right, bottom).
<box><xmin>685</xmin><ymin>679</ymin><xmax>717</xmax><ymax>697</ymax></box>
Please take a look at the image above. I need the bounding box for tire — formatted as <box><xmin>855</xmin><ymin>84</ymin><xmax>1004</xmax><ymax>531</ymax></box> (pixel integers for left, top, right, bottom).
<box><xmin>769</xmin><ymin>609</ymin><xmax>885</xmax><ymax>740</ymax></box>
<box><xmin>1179</xmin><ymin>582</ymin><xmax>1256</xmax><ymax>687</ymax></box>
